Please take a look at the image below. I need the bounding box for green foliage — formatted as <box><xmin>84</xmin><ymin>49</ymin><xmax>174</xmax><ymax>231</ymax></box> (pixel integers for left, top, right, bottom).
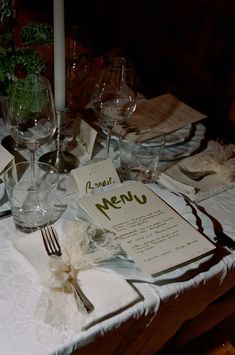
<box><xmin>0</xmin><ymin>3</ymin><xmax>53</xmax><ymax>96</ymax></box>
<box><xmin>20</xmin><ymin>21</ymin><xmax>53</xmax><ymax>46</ymax></box>
<box><xmin>0</xmin><ymin>0</ymin><xmax>12</xmax><ymax>22</ymax></box>
<box><xmin>0</xmin><ymin>47</ymin><xmax>46</xmax><ymax>95</ymax></box>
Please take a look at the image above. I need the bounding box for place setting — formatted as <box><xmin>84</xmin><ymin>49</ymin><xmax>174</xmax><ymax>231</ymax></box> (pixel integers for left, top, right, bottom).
<box><xmin>0</xmin><ymin>69</ymin><xmax>219</xmax><ymax>340</ymax></box>
<box><xmin>1</xmin><ymin>1</ymin><xmax>235</xmax><ymax>354</ymax></box>
<box><xmin>13</xmin><ymin>217</ymin><xmax>142</xmax><ymax>334</ymax></box>
<box><xmin>0</xmin><ymin>52</ymin><xmax>234</xmax><ymax>344</ymax></box>
<box><xmin>0</xmin><ymin>4</ymin><xmax>233</xmax><ymax>352</ymax></box>
<box><xmin>0</xmin><ymin>64</ymin><xmax>146</xmax><ymax>337</ymax></box>
<box><xmin>87</xmin><ymin>92</ymin><xmax>207</xmax><ymax>166</ymax></box>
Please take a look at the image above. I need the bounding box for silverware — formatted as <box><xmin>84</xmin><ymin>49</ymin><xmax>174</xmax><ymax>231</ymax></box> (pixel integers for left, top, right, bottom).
<box><xmin>41</xmin><ymin>226</ymin><xmax>94</xmax><ymax>313</ymax></box>
<box><xmin>178</xmin><ymin>165</ymin><xmax>215</xmax><ymax>181</ymax></box>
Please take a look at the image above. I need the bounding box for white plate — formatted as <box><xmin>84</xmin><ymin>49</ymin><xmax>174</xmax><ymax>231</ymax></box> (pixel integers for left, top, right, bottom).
<box><xmin>164</xmin><ymin>124</ymin><xmax>193</xmax><ymax>146</ymax></box>
<box><xmin>93</xmin><ymin>122</ymin><xmax>206</xmax><ymax>164</ymax></box>
<box><xmin>97</xmin><ymin>123</ymin><xmax>193</xmax><ymax>147</ymax></box>
<box><xmin>161</xmin><ymin>123</ymin><xmax>206</xmax><ymax>161</ymax></box>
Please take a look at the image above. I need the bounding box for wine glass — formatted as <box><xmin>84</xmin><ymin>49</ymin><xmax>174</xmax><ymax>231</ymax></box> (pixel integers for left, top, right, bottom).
<box><xmin>92</xmin><ymin>57</ymin><xmax>137</xmax><ymax>158</ymax></box>
<box><xmin>6</xmin><ymin>75</ymin><xmax>56</xmax><ymax>177</ymax></box>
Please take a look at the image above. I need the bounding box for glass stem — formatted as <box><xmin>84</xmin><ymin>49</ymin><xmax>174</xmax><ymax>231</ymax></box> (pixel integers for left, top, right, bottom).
<box><xmin>105</xmin><ymin>124</ymin><xmax>114</xmax><ymax>159</ymax></box>
<box><xmin>30</xmin><ymin>149</ymin><xmax>36</xmax><ymax>185</ymax></box>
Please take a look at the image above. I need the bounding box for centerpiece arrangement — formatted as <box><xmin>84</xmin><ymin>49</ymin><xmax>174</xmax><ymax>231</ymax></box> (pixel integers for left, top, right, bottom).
<box><xmin>0</xmin><ymin>0</ymin><xmax>53</xmax><ymax>96</ymax></box>
<box><xmin>0</xmin><ymin>0</ymin><xmax>54</xmax><ymax>151</ymax></box>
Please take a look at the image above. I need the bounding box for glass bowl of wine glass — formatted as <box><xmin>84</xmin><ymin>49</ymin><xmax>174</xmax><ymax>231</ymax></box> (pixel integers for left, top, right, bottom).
<box><xmin>6</xmin><ymin>74</ymin><xmax>56</xmax><ymax>170</ymax></box>
<box><xmin>91</xmin><ymin>57</ymin><xmax>137</xmax><ymax>159</ymax></box>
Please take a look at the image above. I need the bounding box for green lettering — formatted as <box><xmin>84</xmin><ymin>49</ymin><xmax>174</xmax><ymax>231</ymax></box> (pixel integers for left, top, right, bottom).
<box><xmin>85</xmin><ymin>181</ymin><xmax>93</xmax><ymax>194</ymax></box>
<box><xmin>95</xmin><ymin>192</ymin><xmax>147</xmax><ymax>221</ymax></box>
<box><xmin>134</xmin><ymin>194</ymin><xmax>147</xmax><ymax>204</ymax></box>
<box><xmin>95</xmin><ymin>196</ymin><xmax>121</xmax><ymax>220</ymax></box>
<box><xmin>94</xmin><ymin>181</ymin><xmax>103</xmax><ymax>188</ymax></box>
<box><xmin>111</xmin><ymin>196</ymin><xmax>121</xmax><ymax>204</ymax></box>
<box><xmin>120</xmin><ymin>191</ymin><xmax>133</xmax><ymax>203</ymax></box>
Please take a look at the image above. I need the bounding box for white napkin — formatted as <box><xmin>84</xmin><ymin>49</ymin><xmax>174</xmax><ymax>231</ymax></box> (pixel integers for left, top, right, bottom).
<box><xmin>13</xmin><ymin>220</ymin><xmax>141</xmax><ymax>333</ymax></box>
<box><xmin>158</xmin><ymin>141</ymin><xmax>235</xmax><ymax>202</ymax></box>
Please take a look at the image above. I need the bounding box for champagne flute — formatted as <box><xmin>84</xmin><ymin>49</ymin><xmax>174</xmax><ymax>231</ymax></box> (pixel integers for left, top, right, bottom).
<box><xmin>6</xmin><ymin>74</ymin><xmax>56</xmax><ymax>179</ymax></box>
<box><xmin>92</xmin><ymin>57</ymin><xmax>137</xmax><ymax>158</ymax></box>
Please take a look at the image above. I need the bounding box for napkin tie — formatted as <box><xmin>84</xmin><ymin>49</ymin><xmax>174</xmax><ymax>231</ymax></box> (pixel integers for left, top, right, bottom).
<box><xmin>40</xmin><ymin>220</ymin><xmax>120</xmax><ymax>291</ymax></box>
<box><xmin>159</xmin><ymin>141</ymin><xmax>235</xmax><ymax>201</ymax></box>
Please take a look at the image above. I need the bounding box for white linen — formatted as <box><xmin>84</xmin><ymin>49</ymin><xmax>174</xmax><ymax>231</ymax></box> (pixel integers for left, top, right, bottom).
<box><xmin>200</xmin><ymin>187</ymin><xmax>235</xmax><ymax>241</ymax></box>
<box><xmin>1</xmin><ymin>184</ymin><xmax>235</xmax><ymax>354</ymax></box>
<box><xmin>1</xmin><ymin>116</ymin><xmax>235</xmax><ymax>354</ymax></box>
<box><xmin>161</xmin><ymin>122</ymin><xmax>206</xmax><ymax>161</ymax></box>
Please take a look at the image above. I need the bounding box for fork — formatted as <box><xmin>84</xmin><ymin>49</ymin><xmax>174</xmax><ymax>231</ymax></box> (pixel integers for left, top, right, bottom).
<box><xmin>41</xmin><ymin>226</ymin><xmax>94</xmax><ymax>313</ymax></box>
<box><xmin>178</xmin><ymin>165</ymin><xmax>215</xmax><ymax>181</ymax></box>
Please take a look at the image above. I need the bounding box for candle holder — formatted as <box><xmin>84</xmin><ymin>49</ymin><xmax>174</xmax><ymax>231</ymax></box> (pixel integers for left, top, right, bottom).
<box><xmin>39</xmin><ymin>111</ymin><xmax>79</xmax><ymax>173</ymax></box>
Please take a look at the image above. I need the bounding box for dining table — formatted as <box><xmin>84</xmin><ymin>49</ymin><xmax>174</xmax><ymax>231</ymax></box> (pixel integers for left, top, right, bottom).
<box><xmin>0</xmin><ymin>115</ymin><xmax>235</xmax><ymax>355</ymax></box>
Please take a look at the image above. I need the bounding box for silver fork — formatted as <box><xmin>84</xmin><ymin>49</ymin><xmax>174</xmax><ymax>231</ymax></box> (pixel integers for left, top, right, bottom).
<box><xmin>41</xmin><ymin>226</ymin><xmax>94</xmax><ymax>313</ymax></box>
<box><xmin>178</xmin><ymin>165</ymin><xmax>215</xmax><ymax>181</ymax></box>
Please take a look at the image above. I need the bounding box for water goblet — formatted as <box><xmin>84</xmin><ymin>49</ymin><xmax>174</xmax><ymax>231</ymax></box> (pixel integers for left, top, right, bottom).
<box><xmin>6</xmin><ymin>74</ymin><xmax>56</xmax><ymax>179</ymax></box>
<box><xmin>92</xmin><ymin>57</ymin><xmax>137</xmax><ymax>159</ymax></box>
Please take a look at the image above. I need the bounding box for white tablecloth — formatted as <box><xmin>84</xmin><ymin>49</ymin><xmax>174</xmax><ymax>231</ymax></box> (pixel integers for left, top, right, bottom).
<box><xmin>0</xmin><ymin>184</ymin><xmax>235</xmax><ymax>355</ymax></box>
<box><xmin>1</xmin><ymin>119</ymin><xmax>235</xmax><ymax>354</ymax></box>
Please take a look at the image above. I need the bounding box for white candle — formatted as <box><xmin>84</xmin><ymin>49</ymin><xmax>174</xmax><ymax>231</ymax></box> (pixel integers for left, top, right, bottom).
<box><xmin>53</xmin><ymin>0</ymin><xmax>65</xmax><ymax>111</ymax></box>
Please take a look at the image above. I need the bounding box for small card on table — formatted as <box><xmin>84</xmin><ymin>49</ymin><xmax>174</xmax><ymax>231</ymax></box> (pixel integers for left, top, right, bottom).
<box><xmin>0</xmin><ymin>144</ymin><xmax>14</xmax><ymax>176</ymax></box>
<box><xmin>79</xmin><ymin>181</ymin><xmax>215</xmax><ymax>276</ymax></box>
<box><xmin>74</xmin><ymin>118</ymin><xmax>97</xmax><ymax>159</ymax></box>
<box><xmin>72</xmin><ymin>158</ymin><xmax>120</xmax><ymax>196</ymax></box>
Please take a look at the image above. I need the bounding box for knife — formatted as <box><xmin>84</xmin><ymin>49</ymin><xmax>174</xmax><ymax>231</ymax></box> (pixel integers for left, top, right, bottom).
<box><xmin>0</xmin><ymin>209</ymin><xmax>12</xmax><ymax>219</ymax></box>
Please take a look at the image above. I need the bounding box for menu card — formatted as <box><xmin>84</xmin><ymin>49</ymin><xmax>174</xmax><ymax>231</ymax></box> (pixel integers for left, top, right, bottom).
<box><xmin>71</xmin><ymin>159</ymin><xmax>120</xmax><ymax>196</ymax></box>
<box><xmin>79</xmin><ymin>182</ymin><xmax>215</xmax><ymax>276</ymax></box>
<box><xmin>0</xmin><ymin>144</ymin><xmax>14</xmax><ymax>176</ymax></box>
<box><xmin>114</xmin><ymin>93</ymin><xmax>206</xmax><ymax>141</ymax></box>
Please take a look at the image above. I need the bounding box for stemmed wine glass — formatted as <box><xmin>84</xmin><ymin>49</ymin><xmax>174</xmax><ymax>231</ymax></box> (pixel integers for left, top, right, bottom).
<box><xmin>92</xmin><ymin>57</ymin><xmax>137</xmax><ymax>158</ymax></box>
<box><xmin>6</xmin><ymin>74</ymin><xmax>56</xmax><ymax>178</ymax></box>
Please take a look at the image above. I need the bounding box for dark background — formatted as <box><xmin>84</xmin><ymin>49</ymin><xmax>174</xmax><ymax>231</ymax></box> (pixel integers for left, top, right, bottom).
<box><xmin>18</xmin><ymin>0</ymin><xmax>235</xmax><ymax>142</ymax></box>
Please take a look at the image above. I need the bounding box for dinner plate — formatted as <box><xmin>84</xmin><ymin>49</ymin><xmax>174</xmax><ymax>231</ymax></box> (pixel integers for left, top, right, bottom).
<box><xmin>80</xmin><ymin>122</ymin><xmax>206</xmax><ymax>166</ymax></box>
<box><xmin>161</xmin><ymin>123</ymin><xmax>206</xmax><ymax>161</ymax></box>
<box><xmin>97</xmin><ymin>122</ymin><xmax>193</xmax><ymax>147</ymax></box>
<box><xmin>164</xmin><ymin>124</ymin><xmax>193</xmax><ymax>146</ymax></box>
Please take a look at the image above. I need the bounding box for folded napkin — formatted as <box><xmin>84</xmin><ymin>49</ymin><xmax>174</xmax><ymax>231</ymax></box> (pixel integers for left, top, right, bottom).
<box><xmin>14</xmin><ymin>219</ymin><xmax>141</xmax><ymax>333</ymax></box>
<box><xmin>158</xmin><ymin>141</ymin><xmax>235</xmax><ymax>201</ymax></box>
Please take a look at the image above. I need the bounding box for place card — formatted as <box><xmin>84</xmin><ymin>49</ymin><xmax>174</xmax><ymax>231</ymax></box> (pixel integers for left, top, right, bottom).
<box><xmin>114</xmin><ymin>93</ymin><xmax>207</xmax><ymax>140</ymax></box>
<box><xmin>76</xmin><ymin>119</ymin><xmax>97</xmax><ymax>159</ymax></box>
<box><xmin>79</xmin><ymin>182</ymin><xmax>215</xmax><ymax>276</ymax></box>
<box><xmin>0</xmin><ymin>144</ymin><xmax>14</xmax><ymax>176</ymax></box>
<box><xmin>71</xmin><ymin>158</ymin><xmax>120</xmax><ymax>196</ymax></box>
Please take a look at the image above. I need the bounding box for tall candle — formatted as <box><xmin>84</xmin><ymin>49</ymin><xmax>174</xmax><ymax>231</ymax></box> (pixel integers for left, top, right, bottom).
<box><xmin>53</xmin><ymin>0</ymin><xmax>65</xmax><ymax>111</ymax></box>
